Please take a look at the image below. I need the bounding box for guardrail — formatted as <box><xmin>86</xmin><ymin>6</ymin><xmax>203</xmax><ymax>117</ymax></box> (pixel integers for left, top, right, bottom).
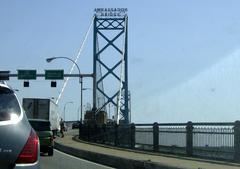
<box><xmin>78</xmin><ymin>121</ymin><xmax>240</xmax><ymax>162</ymax></box>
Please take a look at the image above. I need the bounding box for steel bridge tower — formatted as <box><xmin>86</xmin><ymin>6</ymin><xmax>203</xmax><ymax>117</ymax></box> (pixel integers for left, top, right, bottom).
<box><xmin>93</xmin><ymin>9</ymin><xmax>129</xmax><ymax>124</ymax></box>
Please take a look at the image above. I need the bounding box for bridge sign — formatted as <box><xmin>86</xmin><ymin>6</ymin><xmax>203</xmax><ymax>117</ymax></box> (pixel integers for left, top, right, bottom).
<box><xmin>18</xmin><ymin>70</ymin><xmax>37</xmax><ymax>80</ymax></box>
<box><xmin>45</xmin><ymin>70</ymin><xmax>64</xmax><ymax>80</ymax></box>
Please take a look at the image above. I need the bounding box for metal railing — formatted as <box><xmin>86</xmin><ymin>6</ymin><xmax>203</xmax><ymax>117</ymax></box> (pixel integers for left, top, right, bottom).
<box><xmin>78</xmin><ymin>121</ymin><xmax>240</xmax><ymax>162</ymax></box>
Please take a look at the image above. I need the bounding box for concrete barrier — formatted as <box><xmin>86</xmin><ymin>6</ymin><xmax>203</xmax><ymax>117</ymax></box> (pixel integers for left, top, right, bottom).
<box><xmin>54</xmin><ymin>139</ymin><xmax>184</xmax><ymax>169</ymax></box>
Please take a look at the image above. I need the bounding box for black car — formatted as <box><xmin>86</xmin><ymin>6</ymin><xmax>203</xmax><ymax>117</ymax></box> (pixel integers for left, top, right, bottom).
<box><xmin>29</xmin><ymin>119</ymin><xmax>54</xmax><ymax>156</ymax></box>
<box><xmin>72</xmin><ymin>121</ymin><xmax>80</xmax><ymax>129</ymax></box>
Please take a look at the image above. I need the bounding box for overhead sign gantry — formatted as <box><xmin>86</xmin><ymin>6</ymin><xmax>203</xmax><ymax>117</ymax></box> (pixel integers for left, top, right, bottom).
<box><xmin>0</xmin><ymin>70</ymin><xmax>93</xmax><ymax>87</ymax></box>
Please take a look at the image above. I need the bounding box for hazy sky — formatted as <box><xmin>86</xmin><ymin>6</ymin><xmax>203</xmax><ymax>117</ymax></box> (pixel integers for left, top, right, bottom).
<box><xmin>1</xmin><ymin>1</ymin><xmax>240</xmax><ymax>123</ymax></box>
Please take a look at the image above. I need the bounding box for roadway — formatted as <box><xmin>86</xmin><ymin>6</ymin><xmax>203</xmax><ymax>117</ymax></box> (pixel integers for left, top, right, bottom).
<box><xmin>53</xmin><ymin>129</ymin><xmax>240</xmax><ymax>169</ymax></box>
<box><xmin>40</xmin><ymin>149</ymin><xmax>114</xmax><ymax>169</ymax></box>
<box><xmin>40</xmin><ymin>129</ymin><xmax>114</xmax><ymax>169</ymax></box>
<box><xmin>40</xmin><ymin>128</ymin><xmax>240</xmax><ymax>169</ymax></box>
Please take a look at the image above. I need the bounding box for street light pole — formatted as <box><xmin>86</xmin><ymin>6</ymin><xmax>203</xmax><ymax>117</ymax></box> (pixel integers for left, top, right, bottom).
<box><xmin>63</xmin><ymin>101</ymin><xmax>73</xmax><ymax>121</ymax></box>
<box><xmin>80</xmin><ymin>87</ymin><xmax>92</xmax><ymax>123</ymax></box>
<box><xmin>46</xmin><ymin>57</ymin><xmax>82</xmax><ymax>83</ymax></box>
<box><xmin>46</xmin><ymin>56</ymin><xmax>83</xmax><ymax>123</ymax></box>
<box><xmin>81</xmin><ymin>80</ymin><xmax>83</xmax><ymax>122</ymax></box>
<box><xmin>77</xmin><ymin>106</ymin><xmax>80</xmax><ymax>122</ymax></box>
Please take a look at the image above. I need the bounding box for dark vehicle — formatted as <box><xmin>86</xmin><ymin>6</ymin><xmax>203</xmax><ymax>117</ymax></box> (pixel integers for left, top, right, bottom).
<box><xmin>23</xmin><ymin>98</ymin><xmax>60</xmax><ymax>136</ymax></box>
<box><xmin>72</xmin><ymin>121</ymin><xmax>80</xmax><ymax>129</ymax></box>
<box><xmin>29</xmin><ymin>119</ymin><xmax>54</xmax><ymax>156</ymax></box>
<box><xmin>0</xmin><ymin>83</ymin><xmax>40</xmax><ymax>169</ymax></box>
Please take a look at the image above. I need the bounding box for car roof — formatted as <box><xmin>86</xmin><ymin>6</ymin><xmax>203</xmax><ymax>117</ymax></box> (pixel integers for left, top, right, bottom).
<box><xmin>0</xmin><ymin>83</ymin><xmax>12</xmax><ymax>90</ymax></box>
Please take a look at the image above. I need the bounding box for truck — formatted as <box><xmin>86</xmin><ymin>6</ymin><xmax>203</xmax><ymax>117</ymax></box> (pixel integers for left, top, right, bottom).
<box><xmin>22</xmin><ymin>98</ymin><xmax>60</xmax><ymax>135</ymax></box>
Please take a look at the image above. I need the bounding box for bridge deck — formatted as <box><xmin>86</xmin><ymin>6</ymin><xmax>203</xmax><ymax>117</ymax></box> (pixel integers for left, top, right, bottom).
<box><xmin>55</xmin><ymin>133</ymin><xmax>240</xmax><ymax>169</ymax></box>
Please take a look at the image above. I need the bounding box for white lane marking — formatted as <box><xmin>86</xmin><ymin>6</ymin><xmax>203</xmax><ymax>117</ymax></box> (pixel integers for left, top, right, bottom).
<box><xmin>54</xmin><ymin>149</ymin><xmax>115</xmax><ymax>169</ymax></box>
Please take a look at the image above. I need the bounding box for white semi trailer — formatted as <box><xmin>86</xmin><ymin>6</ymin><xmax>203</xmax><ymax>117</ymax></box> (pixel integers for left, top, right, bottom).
<box><xmin>22</xmin><ymin>98</ymin><xmax>60</xmax><ymax>134</ymax></box>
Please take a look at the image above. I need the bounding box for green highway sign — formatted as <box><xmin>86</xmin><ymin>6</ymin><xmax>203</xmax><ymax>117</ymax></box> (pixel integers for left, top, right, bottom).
<box><xmin>45</xmin><ymin>70</ymin><xmax>64</xmax><ymax>80</ymax></box>
<box><xmin>18</xmin><ymin>70</ymin><xmax>37</xmax><ymax>80</ymax></box>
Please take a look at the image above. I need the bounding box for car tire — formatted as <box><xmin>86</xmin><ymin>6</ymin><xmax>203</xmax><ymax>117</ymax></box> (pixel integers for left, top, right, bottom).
<box><xmin>48</xmin><ymin>147</ymin><xmax>53</xmax><ymax>156</ymax></box>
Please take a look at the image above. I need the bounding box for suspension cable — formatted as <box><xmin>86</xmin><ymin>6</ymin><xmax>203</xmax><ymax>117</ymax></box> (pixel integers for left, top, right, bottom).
<box><xmin>56</xmin><ymin>16</ymin><xmax>95</xmax><ymax>104</ymax></box>
<box><xmin>116</xmin><ymin>16</ymin><xmax>127</xmax><ymax>124</ymax></box>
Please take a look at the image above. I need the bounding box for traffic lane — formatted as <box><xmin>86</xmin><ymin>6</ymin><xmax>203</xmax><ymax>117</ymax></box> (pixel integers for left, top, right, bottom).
<box><xmin>40</xmin><ymin>149</ymin><xmax>115</xmax><ymax>169</ymax></box>
<box><xmin>65</xmin><ymin>129</ymin><xmax>78</xmax><ymax>136</ymax></box>
<box><xmin>53</xmin><ymin>129</ymin><xmax>78</xmax><ymax>138</ymax></box>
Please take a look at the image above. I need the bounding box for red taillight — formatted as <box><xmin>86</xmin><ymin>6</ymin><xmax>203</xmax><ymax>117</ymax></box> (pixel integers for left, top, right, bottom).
<box><xmin>16</xmin><ymin>129</ymin><xmax>39</xmax><ymax>164</ymax></box>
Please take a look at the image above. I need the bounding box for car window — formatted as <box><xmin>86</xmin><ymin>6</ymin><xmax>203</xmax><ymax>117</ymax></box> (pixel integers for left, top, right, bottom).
<box><xmin>29</xmin><ymin>121</ymin><xmax>51</xmax><ymax>131</ymax></box>
<box><xmin>0</xmin><ymin>87</ymin><xmax>21</xmax><ymax>121</ymax></box>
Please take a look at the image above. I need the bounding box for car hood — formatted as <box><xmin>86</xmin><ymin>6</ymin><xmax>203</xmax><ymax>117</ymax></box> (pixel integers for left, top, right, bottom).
<box><xmin>0</xmin><ymin>116</ymin><xmax>31</xmax><ymax>168</ymax></box>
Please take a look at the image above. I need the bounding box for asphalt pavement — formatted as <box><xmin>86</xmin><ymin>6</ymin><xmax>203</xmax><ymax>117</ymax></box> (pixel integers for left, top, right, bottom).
<box><xmin>40</xmin><ymin>149</ymin><xmax>115</xmax><ymax>169</ymax></box>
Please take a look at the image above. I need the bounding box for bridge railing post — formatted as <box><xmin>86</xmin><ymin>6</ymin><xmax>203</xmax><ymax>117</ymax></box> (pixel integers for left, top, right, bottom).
<box><xmin>78</xmin><ymin>122</ymin><xmax>82</xmax><ymax>139</ymax></box>
<box><xmin>114</xmin><ymin>124</ymin><xmax>119</xmax><ymax>146</ymax></box>
<box><xmin>234</xmin><ymin>120</ymin><xmax>240</xmax><ymax>161</ymax></box>
<box><xmin>186</xmin><ymin>121</ymin><xmax>193</xmax><ymax>156</ymax></box>
<box><xmin>93</xmin><ymin>124</ymin><xmax>98</xmax><ymax>142</ymax></box>
<box><xmin>86</xmin><ymin>124</ymin><xmax>90</xmax><ymax>141</ymax></box>
<box><xmin>130</xmin><ymin>123</ymin><xmax>135</xmax><ymax>149</ymax></box>
<box><xmin>102</xmin><ymin>124</ymin><xmax>106</xmax><ymax>144</ymax></box>
<box><xmin>153</xmin><ymin>122</ymin><xmax>159</xmax><ymax>152</ymax></box>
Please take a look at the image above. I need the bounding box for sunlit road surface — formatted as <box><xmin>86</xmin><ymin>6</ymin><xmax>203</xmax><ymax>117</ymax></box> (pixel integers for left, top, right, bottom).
<box><xmin>66</xmin><ymin>128</ymin><xmax>79</xmax><ymax>136</ymax></box>
<box><xmin>40</xmin><ymin>149</ymin><xmax>115</xmax><ymax>169</ymax></box>
<box><xmin>41</xmin><ymin>129</ymin><xmax>114</xmax><ymax>169</ymax></box>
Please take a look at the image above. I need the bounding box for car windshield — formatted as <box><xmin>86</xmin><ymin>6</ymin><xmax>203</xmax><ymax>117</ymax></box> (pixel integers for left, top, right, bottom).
<box><xmin>29</xmin><ymin>120</ymin><xmax>51</xmax><ymax>131</ymax></box>
<box><xmin>0</xmin><ymin>87</ymin><xmax>21</xmax><ymax>121</ymax></box>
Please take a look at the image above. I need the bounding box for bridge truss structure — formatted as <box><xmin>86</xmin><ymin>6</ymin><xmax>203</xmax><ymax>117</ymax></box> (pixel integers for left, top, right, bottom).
<box><xmin>93</xmin><ymin>14</ymin><xmax>129</xmax><ymax>124</ymax></box>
